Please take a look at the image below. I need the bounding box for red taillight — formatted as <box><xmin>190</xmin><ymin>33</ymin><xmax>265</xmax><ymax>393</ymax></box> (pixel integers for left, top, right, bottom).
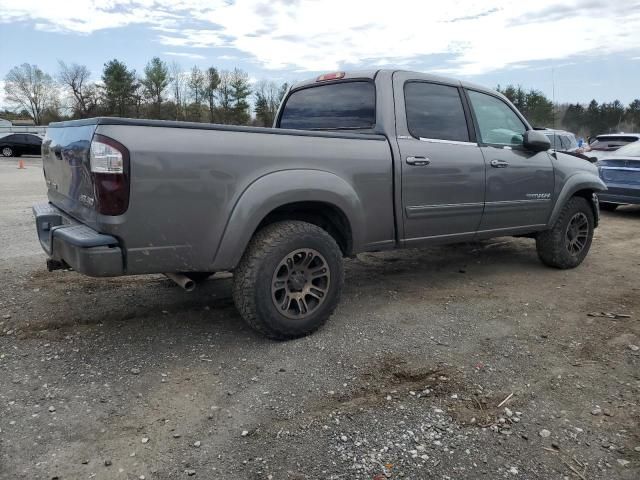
<box><xmin>90</xmin><ymin>134</ymin><xmax>130</xmax><ymax>216</ymax></box>
<box><xmin>316</xmin><ymin>72</ymin><xmax>345</xmax><ymax>82</ymax></box>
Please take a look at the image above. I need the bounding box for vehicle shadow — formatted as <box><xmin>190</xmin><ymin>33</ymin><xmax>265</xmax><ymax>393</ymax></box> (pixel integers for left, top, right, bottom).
<box><xmin>603</xmin><ymin>205</ymin><xmax>640</xmax><ymax>217</ymax></box>
<box><xmin>17</xmin><ymin>237</ymin><xmax>541</xmax><ymax>338</ymax></box>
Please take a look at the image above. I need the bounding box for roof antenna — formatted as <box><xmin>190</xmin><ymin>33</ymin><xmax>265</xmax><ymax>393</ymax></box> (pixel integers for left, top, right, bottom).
<box><xmin>551</xmin><ymin>64</ymin><xmax>556</xmax><ymax>129</ymax></box>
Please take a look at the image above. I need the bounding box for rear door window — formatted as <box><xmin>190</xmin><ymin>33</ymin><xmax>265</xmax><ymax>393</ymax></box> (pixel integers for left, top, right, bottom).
<box><xmin>278</xmin><ymin>81</ymin><xmax>375</xmax><ymax>130</ymax></box>
<box><xmin>404</xmin><ymin>82</ymin><xmax>470</xmax><ymax>142</ymax></box>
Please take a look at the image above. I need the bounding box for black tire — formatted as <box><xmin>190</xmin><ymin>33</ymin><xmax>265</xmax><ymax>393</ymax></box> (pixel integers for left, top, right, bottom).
<box><xmin>232</xmin><ymin>221</ymin><xmax>344</xmax><ymax>340</ymax></box>
<box><xmin>536</xmin><ymin>196</ymin><xmax>594</xmax><ymax>269</ymax></box>
<box><xmin>599</xmin><ymin>202</ymin><xmax>618</xmax><ymax>212</ymax></box>
<box><xmin>184</xmin><ymin>272</ymin><xmax>214</xmax><ymax>283</ymax></box>
<box><xmin>1</xmin><ymin>146</ymin><xmax>13</xmax><ymax>157</ymax></box>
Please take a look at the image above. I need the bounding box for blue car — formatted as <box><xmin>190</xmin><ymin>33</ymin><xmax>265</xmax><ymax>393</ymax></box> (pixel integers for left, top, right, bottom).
<box><xmin>597</xmin><ymin>141</ymin><xmax>640</xmax><ymax>210</ymax></box>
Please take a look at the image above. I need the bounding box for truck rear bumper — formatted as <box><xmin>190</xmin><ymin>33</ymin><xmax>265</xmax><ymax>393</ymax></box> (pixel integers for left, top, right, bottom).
<box><xmin>33</xmin><ymin>202</ymin><xmax>124</xmax><ymax>277</ymax></box>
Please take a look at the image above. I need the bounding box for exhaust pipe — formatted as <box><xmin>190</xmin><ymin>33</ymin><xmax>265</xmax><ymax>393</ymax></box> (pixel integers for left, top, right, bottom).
<box><xmin>165</xmin><ymin>273</ymin><xmax>195</xmax><ymax>292</ymax></box>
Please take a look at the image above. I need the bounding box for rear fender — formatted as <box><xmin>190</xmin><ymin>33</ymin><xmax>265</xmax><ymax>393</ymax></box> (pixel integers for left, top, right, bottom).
<box><xmin>212</xmin><ymin>169</ymin><xmax>365</xmax><ymax>270</ymax></box>
<box><xmin>548</xmin><ymin>173</ymin><xmax>606</xmax><ymax>227</ymax></box>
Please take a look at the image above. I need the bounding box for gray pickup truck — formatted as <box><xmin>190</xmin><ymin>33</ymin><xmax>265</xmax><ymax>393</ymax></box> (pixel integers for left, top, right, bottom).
<box><xmin>34</xmin><ymin>69</ymin><xmax>605</xmax><ymax>339</ymax></box>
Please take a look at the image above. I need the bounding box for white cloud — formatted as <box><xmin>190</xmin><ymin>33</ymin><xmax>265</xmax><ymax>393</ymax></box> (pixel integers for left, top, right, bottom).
<box><xmin>163</xmin><ymin>51</ymin><xmax>206</xmax><ymax>60</ymax></box>
<box><xmin>1</xmin><ymin>0</ymin><xmax>640</xmax><ymax>76</ymax></box>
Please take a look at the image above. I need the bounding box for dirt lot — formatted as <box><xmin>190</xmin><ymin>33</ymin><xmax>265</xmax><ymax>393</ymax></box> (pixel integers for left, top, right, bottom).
<box><xmin>0</xmin><ymin>157</ymin><xmax>638</xmax><ymax>480</ymax></box>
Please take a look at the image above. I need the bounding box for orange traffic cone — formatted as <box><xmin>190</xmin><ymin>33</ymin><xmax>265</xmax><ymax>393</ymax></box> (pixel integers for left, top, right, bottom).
<box><xmin>17</xmin><ymin>159</ymin><xmax>25</xmax><ymax>169</ymax></box>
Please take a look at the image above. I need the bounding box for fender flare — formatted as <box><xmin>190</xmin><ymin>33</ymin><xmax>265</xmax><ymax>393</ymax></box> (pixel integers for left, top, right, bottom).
<box><xmin>212</xmin><ymin>169</ymin><xmax>365</xmax><ymax>270</ymax></box>
<box><xmin>547</xmin><ymin>173</ymin><xmax>606</xmax><ymax>227</ymax></box>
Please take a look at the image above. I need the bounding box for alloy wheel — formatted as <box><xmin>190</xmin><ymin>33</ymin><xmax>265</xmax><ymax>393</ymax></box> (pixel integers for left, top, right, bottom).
<box><xmin>271</xmin><ymin>248</ymin><xmax>331</xmax><ymax>319</ymax></box>
<box><xmin>565</xmin><ymin>212</ymin><xmax>589</xmax><ymax>256</ymax></box>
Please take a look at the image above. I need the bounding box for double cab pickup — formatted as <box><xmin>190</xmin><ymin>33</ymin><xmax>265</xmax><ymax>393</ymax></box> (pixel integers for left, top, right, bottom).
<box><xmin>34</xmin><ymin>70</ymin><xmax>605</xmax><ymax>339</ymax></box>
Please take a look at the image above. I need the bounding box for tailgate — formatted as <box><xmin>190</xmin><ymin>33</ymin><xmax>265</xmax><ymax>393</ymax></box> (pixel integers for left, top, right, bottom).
<box><xmin>42</xmin><ymin>124</ymin><xmax>99</xmax><ymax>227</ymax></box>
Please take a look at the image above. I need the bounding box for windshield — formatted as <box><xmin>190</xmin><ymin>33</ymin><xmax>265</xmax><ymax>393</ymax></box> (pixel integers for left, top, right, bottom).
<box><xmin>278</xmin><ymin>81</ymin><xmax>375</xmax><ymax>130</ymax></box>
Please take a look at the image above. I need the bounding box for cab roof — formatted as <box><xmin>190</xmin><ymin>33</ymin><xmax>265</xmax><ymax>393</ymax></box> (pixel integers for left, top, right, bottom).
<box><xmin>291</xmin><ymin>69</ymin><xmax>502</xmax><ymax>98</ymax></box>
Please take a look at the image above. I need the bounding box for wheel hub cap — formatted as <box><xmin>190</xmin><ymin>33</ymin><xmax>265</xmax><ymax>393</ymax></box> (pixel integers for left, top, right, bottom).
<box><xmin>565</xmin><ymin>212</ymin><xmax>589</xmax><ymax>256</ymax></box>
<box><xmin>271</xmin><ymin>248</ymin><xmax>330</xmax><ymax>320</ymax></box>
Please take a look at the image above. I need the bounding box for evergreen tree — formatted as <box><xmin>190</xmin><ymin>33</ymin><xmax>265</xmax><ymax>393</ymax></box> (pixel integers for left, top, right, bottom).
<box><xmin>626</xmin><ymin>99</ymin><xmax>640</xmax><ymax>131</ymax></box>
<box><xmin>141</xmin><ymin>57</ymin><xmax>169</xmax><ymax>116</ymax></box>
<box><xmin>204</xmin><ymin>67</ymin><xmax>220</xmax><ymax>123</ymax></box>
<box><xmin>524</xmin><ymin>89</ymin><xmax>554</xmax><ymax>127</ymax></box>
<box><xmin>216</xmin><ymin>71</ymin><xmax>234</xmax><ymax>124</ymax></box>
<box><xmin>101</xmin><ymin>59</ymin><xmax>138</xmax><ymax>117</ymax></box>
<box><xmin>562</xmin><ymin>103</ymin><xmax>585</xmax><ymax>133</ymax></box>
<box><xmin>230</xmin><ymin>68</ymin><xmax>251</xmax><ymax>125</ymax></box>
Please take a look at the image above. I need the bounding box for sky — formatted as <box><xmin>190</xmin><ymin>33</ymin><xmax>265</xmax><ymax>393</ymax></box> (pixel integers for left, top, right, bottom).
<box><xmin>1</xmin><ymin>0</ymin><xmax>640</xmax><ymax>110</ymax></box>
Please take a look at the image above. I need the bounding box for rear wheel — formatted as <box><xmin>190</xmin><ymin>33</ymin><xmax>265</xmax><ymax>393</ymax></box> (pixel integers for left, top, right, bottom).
<box><xmin>232</xmin><ymin>221</ymin><xmax>344</xmax><ymax>340</ymax></box>
<box><xmin>599</xmin><ymin>202</ymin><xmax>618</xmax><ymax>212</ymax></box>
<box><xmin>1</xmin><ymin>146</ymin><xmax>13</xmax><ymax>157</ymax></box>
<box><xmin>536</xmin><ymin>196</ymin><xmax>594</xmax><ymax>269</ymax></box>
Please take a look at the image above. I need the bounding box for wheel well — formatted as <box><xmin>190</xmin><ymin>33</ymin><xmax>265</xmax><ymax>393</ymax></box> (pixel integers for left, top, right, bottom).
<box><xmin>256</xmin><ymin>202</ymin><xmax>353</xmax><ymax>255</ymax></box>
<box><xmin>572</xmin><ymin>189</ymin><xmax>599</xmax><ymax>226</ymax></box>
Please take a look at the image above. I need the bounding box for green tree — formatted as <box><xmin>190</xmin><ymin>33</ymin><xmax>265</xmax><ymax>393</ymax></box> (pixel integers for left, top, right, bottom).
<box><xmin>497</xmin><ymin>84</ymin><xmax>553</xmax><ymax>126</ymax></box>
<box><xmin>229</xmin><ymin>68</ymin><xmax>251</xmax><ymax>125</ymax></box>
<box><xmin>562</xmin><ymin>103</ymin><xmax>585</xmax><ymax>133</ymax></box>
<box><xmin>626</xmin><ymin>99</ymin><xmax>640</xmax><ymax>131</ymax></box>
<box><xmin>216</xmin><ymin>70</ymin><xmax>234</xmax><ymax>124</ymax></box>
<box><xmin>585</xmin><ymin>100</ymin><xmax>602</xmax><ymax>136</ymax></box>
<box><xmin>203</xmin><ymin>67</ymin><xmax>220</xmax><ymax>123</ymax></box>
<box><xmin>600</xmin><ymin>100</ymin><xmax>625</xmax><ymax>132</ymax></box>
<box><xmin>4</xmin><ymin>63</ymin><xmax>56</xmax><ymax>124</ymax></box>
<box><xmin>498</xmin><ymin>85</ymin><xmax>526</xmax><ymax>113</ymax></box>
<box><xmin>101</xmin><ymin>59</ymin><xmax>138</xmax><ymax>117</ymax></box>
<box><xmin>188</xmin><ymin>66</ymin><xmax>205</xmax><ymax>105</ymax></box>
<box><xmin>524</xmin><ymin>89</ymin><xmax>554</xmax><ymax>127</ymax></box>
<box><xmin>141</xmin><ymin>57</ymin><xmax>169</xmax><ymax>117</ymax></box>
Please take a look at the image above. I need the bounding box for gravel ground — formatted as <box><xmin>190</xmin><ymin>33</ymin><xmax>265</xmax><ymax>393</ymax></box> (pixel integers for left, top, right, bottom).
<box><xmin>0</xmin><ymin>157</ymin><xmax>638</xmax><ymax>480</ymax></box>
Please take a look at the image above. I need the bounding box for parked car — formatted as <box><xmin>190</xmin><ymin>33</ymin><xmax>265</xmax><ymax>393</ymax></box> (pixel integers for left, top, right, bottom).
<box><xmin>597</xmin><ymin>141</ymin><xmax>640</xmax><ymax>210</ymax></box>
<box><xmin>0</xmin><ymin>133</ymin><xmax>43</xmax><ymax>157</ymax></box>
<box><xmin>539</xmin><ymin>128</ymin><xmax>580</xmax><ymax>152</ymax></box>
<box><xmin>588</xmin><ymin>133</ymin><xmax>640</xmax><ymax>154</ymax></box>
<box><xmin>33</xmin><ymin>69</ymin><xmax>605</xmax><ymax>339</ymax></box>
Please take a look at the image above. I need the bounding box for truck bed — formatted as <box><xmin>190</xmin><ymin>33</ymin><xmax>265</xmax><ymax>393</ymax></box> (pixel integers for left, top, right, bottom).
<box><xmin>41</xmin><ymin>118</ymin><xmax>396</xmax><ymax>275</ymax></box>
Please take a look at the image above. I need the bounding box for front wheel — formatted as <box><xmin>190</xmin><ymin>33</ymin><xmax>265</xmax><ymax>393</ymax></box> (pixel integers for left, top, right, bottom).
<box><xmin>536</xmin><ymin>196</ymin><xmax>594</xmax><ymax>269</ymax></box>
<box><xmin>1</xmin><ymin>146</ymin><xmax>13</xmax><ymax>157</ymax></box>
<box><xmin>232</xmin><ymin>221</ymin><xmax>344</xmax><ymax>340</ymax></box>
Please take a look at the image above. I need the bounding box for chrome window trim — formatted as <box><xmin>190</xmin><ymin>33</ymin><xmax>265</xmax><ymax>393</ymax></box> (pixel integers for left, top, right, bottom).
<box><xmin>417</xmin><ymin>137</ymin><xmax>478</xmax><ymax>147</ymax></box>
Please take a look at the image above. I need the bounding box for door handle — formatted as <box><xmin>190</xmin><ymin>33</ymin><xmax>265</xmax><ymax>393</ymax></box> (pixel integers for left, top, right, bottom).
<box><xmin>490</xmin><ymin>159</ymin><xmax>509</xmax><ymax>168</ymax></box>
<box><xmin>406</xmin><ymin>156</ymin><xmax>431</xmax><ymax>166</ymax></box>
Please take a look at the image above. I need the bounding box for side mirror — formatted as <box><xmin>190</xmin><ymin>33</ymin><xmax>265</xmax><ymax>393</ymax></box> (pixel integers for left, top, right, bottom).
<box><xmin>523</xmin><ymin>130</ymin><xmax>551</xmax><ymax>152</ymax></box>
